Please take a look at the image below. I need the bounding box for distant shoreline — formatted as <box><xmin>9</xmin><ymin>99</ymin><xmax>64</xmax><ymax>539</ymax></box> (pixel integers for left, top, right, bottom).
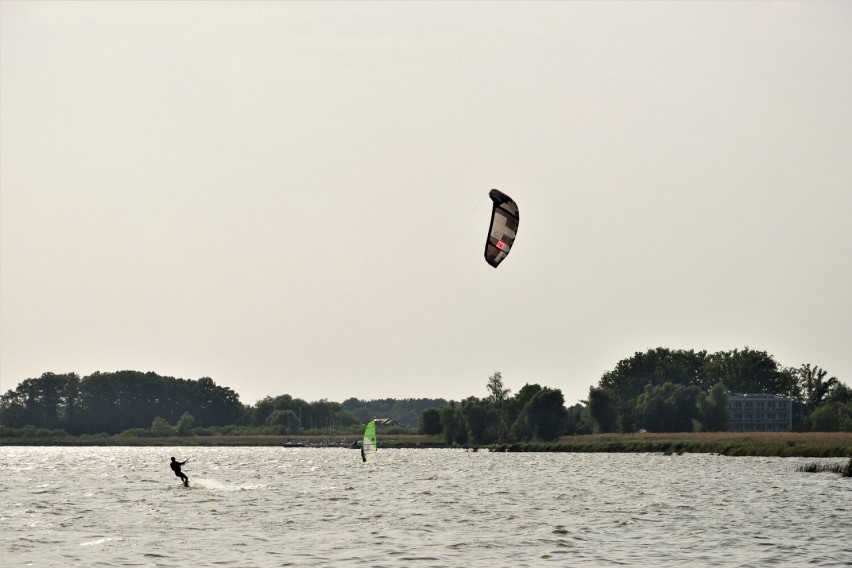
<box><xmin>493</xmin><ymin>432</ymin><xmax>852</xmax><ymax>457</ymax></box>
<box><xmin>2</xmin><ymin>432</ymin><xmax>850</xmax><ymax>457</ymax></box>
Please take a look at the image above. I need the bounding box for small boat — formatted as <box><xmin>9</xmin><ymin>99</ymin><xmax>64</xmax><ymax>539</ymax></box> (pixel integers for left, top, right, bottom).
<box><xmin>282</xmin><ymin>441</ymin><xmax>305</xmax><ymax>448</ymax></box>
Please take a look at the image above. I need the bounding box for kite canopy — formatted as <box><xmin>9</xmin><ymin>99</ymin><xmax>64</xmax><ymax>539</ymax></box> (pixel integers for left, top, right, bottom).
<box><xmin>484</xmin><ymin>189</ymin><xmax>519</xmax><ymax>268</ymax></box>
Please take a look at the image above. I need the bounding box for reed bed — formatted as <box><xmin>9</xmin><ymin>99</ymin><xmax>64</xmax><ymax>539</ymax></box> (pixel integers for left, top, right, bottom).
<box><xmin>795</xmin><ymin>457</ymin><xmax>852</xmax><ymax>477</ymax></box>
<box><xmin>492</xmin><ymin>432</ymin><xmax>852</xmax><ymax>458</ymax></box>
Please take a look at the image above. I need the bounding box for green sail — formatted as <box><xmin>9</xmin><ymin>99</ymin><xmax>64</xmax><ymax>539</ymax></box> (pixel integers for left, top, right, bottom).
<box><xmin>362</xmin><ymin>420</ymin><xmax>377</xmax><ymax>460</ymax></box>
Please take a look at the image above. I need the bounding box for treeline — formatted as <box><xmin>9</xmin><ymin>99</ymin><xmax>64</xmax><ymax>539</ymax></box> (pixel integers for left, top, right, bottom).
<box><xmin>0</xmin><ymin>371</ymin><xmax>442</xmax><ymax>437</ymax></box>
<box><xmin>0</xmin><ymin>371</ymin><xmax>244</xmax><ymax>435</ymax></box>
<box><xmin>2</xmin><ymin>347</ymin><xmax>849</xmax><ymax>441</ymax></box>
<box><xmin>585</xmin><ymin>348</ymin><xmax>851</xmax><ymax>433</ymax></box>
<box><xmin>422</xmin><ymin>372</ymin><xmax>590</xmax><ymax>445</ymax></box>
<box><xmin>342</xmin><ymin>397</ymin><xmax>447</xmax><ymax>428</ymax></box>
<box><xmin>245</xmin><ymin>394</ymin><xmax>445</xmax><ymax>433</ymax></box>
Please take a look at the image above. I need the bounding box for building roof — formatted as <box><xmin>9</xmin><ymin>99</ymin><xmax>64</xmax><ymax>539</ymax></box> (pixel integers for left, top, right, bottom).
<box><xmin>729</xmin><ymin>393</ymin><xmax>791</xmax><ymax>400</ymax></box>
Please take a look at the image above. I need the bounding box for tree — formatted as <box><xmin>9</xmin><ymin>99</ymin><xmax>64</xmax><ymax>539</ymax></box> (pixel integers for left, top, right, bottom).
<box><xmin>0</xmin><ymin>372</ymin><xmax>81</xmax><ymax>431</ymax></box>
<box><xmin>486</xmin><ymin>371</ymin><xmax>511</xmax><ymax>404</ymax></box>
<box><xmin>505</xmin><ymin>384</ymin><xmax>542</xmax><ymax>440</ymax></box>
<box><xmin>461</xmin><ymin>397</ymin><xmax>499</xmax><ymax>445</ymax></box>
<box><xmin>636</xmin><ymin>388</ymin><xmax>668</xmax><ymax>432</ymax></box>
<box><xmin>265</xmin><ymin>410</ymin><xmax>301</xmax><ymax>434</ymax></box>
<box><xmin>809</xmin><ymin>403</ymin><xmax>842</xmax><ymax>432</ymax></box>
<box><xmin>701</xmin><ymin>383</ymin><xmax>729</xmax><ymax>432</ymax></box>
<box><xmin>304</xmin><ymin>399</ymin><xmax>359</xmax><ymax>432</ymax></box>
<box><xmin>151</xmin><ymin>416</ymin><xmax>173</xmax><ymax>436</ymax></box>
<box><xmin>796</xmin><ymin>364</ymin><xmax>839</xmax><ymax>412</ymax></box>
<box><xmin>599</xmin><ymin>348</ymin><xmax>709</xmax><ymax>401</ymax></box>
<box><xmin>341</xmin><ymin>397</ymin><xmax>448</xmax><ymax>428</ymax></box>
<box><xmin>824</xmin><ymin>382</ymin><xmax>851</xmax><ymax>405</ymax></box>
<box><xmin>587</xmin><ymin>387</ymin><xmax>618</xmax><ymax>433</ymax></box>
<box><xmin>633</xmin><ymin>382</ymin><xmax>702</xmax><ymax>432</ymax></box>
<box><xmin>177</xmin><ymin>411</ymin><xmax>195</xmax><ymax>435</ymax></box>
<box><xmin>419</xmin><ymin>408</ymin><xmax>442</xmax><ymax>435</ymax></box>
<box><xmin>484</xmin><ymin>371</ymin><xmax>512</xmax><ymax>441</ymax></box>
<box><xmin>517</xmin><ymin>388</ymin><xmax>567</xmax><ymax>441</ymax></box>
<box><xmin>705</xmin><ymin>348</ymin><xmax>797</xmax><ymax>397</ymax></box>
<box><xmin>252</xmin><ymin>397</ymin><xmax>275</xmax><ymax>426</ymax></box>
<box><xmin>596</xmin><ymin>348</ymin><xmax>710</xmax><ymax>431</ymax></box>
<box><xmin>565</xmin><ymin>403</ymin><xmax>592</xmax><ymax>435</ymax></box>
<box><xmin>440</xmin><ymin>401</ymin><xmax>466</xmax><ymax>445</ymax></box>
<box><xmin>192</xmin><ymin>377</ymin><xmax>244</xmax><ymax>426</ymax></box>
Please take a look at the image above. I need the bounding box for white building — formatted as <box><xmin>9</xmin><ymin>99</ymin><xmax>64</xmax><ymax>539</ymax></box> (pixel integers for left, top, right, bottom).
<box><xmin>728</xmin><ymin>394</ymin><xmax>792</xmax><ymax>432</ymax></box>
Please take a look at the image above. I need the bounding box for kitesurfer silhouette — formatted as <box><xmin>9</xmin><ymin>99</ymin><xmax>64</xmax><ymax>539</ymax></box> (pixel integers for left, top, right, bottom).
<box><xmin>170</xmin><ymin>457</ymin><xmax>189</xmax><ymax>486</ymax></box>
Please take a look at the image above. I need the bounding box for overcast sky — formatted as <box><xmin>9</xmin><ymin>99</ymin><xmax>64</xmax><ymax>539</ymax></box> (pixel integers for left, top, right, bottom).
<box><xmin>2</xmin><ymin>1</ymin><xmax>850</xmax><ymax>407</ymax></box>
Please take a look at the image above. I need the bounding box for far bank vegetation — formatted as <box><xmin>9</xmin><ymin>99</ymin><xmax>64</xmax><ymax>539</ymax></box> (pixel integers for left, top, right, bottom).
<box><xmin>2</xmin><ymin>348</ymin><xmax>850</xmax><ymax>452</ymax></box>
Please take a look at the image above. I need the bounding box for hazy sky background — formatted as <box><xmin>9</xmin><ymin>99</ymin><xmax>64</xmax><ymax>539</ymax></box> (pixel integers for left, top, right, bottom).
<box><xmin>2</xmin><ymin>1</ymin><xmax>850</xmax><ymax>406</ymax></box>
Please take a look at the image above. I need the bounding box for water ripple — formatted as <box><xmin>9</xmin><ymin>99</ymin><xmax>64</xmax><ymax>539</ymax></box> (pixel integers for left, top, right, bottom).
<box><xmin>1</xmin><ymin>448</ymin><xmax>850</xmax><ymax>566</ymax></box>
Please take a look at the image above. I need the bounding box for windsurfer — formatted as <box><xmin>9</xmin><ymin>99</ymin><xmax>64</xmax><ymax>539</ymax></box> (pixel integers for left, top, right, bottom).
<box><xmin>170</xmin><ymin>457</ymin><xmax>189</xmax><ymax>486</ymax></box>
<box><xmin>360</xmin><ymin>447</ymin><xmax>366</xmax><ymax>463</ymax></box>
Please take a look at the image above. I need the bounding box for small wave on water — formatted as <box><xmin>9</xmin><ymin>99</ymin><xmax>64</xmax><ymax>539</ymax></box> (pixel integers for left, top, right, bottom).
<box><xmin>187</xmin><ymin>478</ymin><xmax>268</xmax><ymax>492</ymax></box>
<box><xmin>80</xmin><ymin>537</ymin><xmax>122</xmax><ymax>547</ymax></box>
<box><xmin>2</xmin><ymin>448</ymin><xmax>851</xmax><ymax>567</ymax></box>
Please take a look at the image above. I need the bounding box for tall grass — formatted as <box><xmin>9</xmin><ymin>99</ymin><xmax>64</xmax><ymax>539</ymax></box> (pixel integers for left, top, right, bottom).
<box><xmin>796</xmin><ymin>457</ymin><xmax>852</xmax><ymax>476</ymax></box>
<box><xmin>491</xmin><ymin>432</ymin><xmax>852</xmax><ymax>458</ymax></box>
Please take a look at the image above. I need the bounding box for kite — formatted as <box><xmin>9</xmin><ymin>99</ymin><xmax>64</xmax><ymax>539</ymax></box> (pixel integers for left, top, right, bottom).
<box><xmin>484</xmin><ymin>189</ymin><xmax>519</xmax><ymax>268</ymax></box>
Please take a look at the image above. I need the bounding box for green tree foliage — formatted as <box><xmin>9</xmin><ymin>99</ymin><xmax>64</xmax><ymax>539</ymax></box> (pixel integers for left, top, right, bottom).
<box><xmin>700</xmin><ymin>383</ymin><xmax>730</xmax><ymax>432</ymax></box>
<box><xmin>485</xmin><ymin>371</ymin><xmax>512</xmax><ymax>441</ymax></box>
<box><xmin>176</xmin><ymin>412</ymin><xmax>195</xmax><ymax>436</ymax></box>
<box><xmin>824</xmin><ymin>381</ymin><xmax>851</xmax><ymax>405</ymax></box>
<box><xmin>434</xmin><ymin>377</ymin><xmax>572</xmax><ymax>444</ymax></box>
<box><xmin>439</xmin><ymin>401</ymin><xmax>464</xmax><ymax>445</ymax></box>
<box><xmin>705</xmin><ymin>348</ymin><xmax>797</xmax><ymax>397</ymax></box>
<box><xmin>251</xmin><ymin>394</ymin><xmax>311</xmax><ymax>429</ymax></box>
<box><xmin>634</xmin><ymin>383</ymin><xmax>702</xmax><ymax>432</ymax></box>
<box><xmin>252</xmin><ymin>397</ymin><xmax>276</xmax><ymax>426</ymax></box>
<box><xmin>419</xmin><ymin>408</ymin><xmax>442</xmax><ymax>435</ymax></box>
<box><xmin>6</xmin><ymin>353</ymin><xmax>847</xmax><ymax>440</ymax></box>
<box><xmin>809</xmin><ymin>402</ymin><xmax>852</xmax><ymax>432</ymax></box>
<box><xmin>505</xmin><ymin>383</ymin><xmax>543</xmax><ymax>439</ymax></box>
<box><xmin>597</xmin><ymin>348</ymin><xmax>709</xmax><ymax>432</ymax></box>
<box><xmin>304</xmin><ymin>398</ymin><xmax>360</xmax><ymax>432</ymax></box>
<box><xmin>809</xmin><ymin>404</ymin><xmax>838</xmax><ymax>431</ymax></box>
<box><xmin>486</xmin><ymin>371</ymin><xmax>510</xmax><ymax>404</ymax></box>
<box><xmin>587</xmin><ymin>387</ymin><xmax>618</xmax><ymax>433</ymax></box>
<box><xmin>514</xmin><ymin>388</ymin><xmax>567</xmax><ymax>441</ymax></box>
<box><xmin>150</xmin><ymin>416</ymin><xmax>173</xmax><ymax>436</ymax></box>
<box><xmin>461</xmin><ymin>396</ymin><xmax>500</xmax><ymax>445</ymax></box>
<box><xmin>796</xmin><ymin>364</ymin><xmax>840</xmax><ymax>412</ymax></box>
<box><xmin>0</xmin><ymin>372</ymin><xmax>81</xmax><ymax>430</ymax></box>
<box><xmin>341</xmin><ymin>398</ymin><xmax>447</xmax><ymax>428</ymax></box>
<box><xmin>564</xmin><ymin>403</ymin><xmax>593</xmax><ymax>435</ymax></box>
<box><xmin>588</xmin><ymin>347</ymin><xmax>818</xmax><ymax>433</ymax></box>
<box><xmin>1</xmin><ymin>371</ymin><xmax>244</xmax><ymax>434</ymax></box>
<box><xmin>265</xmin><ymin>409</ymin><xmax>301</xmax><ymax>435</ymax></box>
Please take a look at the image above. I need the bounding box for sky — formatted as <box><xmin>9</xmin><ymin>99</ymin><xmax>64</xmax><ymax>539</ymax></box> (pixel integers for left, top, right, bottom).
<box><xmin>2</xmin><ymin>1</ymin><xmax>850</xmax><ymax>407</ymax></box>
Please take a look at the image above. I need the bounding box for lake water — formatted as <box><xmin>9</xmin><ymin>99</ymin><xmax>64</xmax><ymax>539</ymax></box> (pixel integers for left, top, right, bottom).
<box><xmin>1</xmin><ymin>447</ymin><xmax>850</xmax><ymax>566</ymax></box>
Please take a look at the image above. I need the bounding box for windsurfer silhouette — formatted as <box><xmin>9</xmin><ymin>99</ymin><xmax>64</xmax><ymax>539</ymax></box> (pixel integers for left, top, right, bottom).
<box><xmin>360</xmin><ymin>447</ymin><xmax>366</xmax><ymax>463</ymax></box>
<box><xmin>170</xmin><ymin>457</ymin><xmax>189</xmax><ymax>486</ymax></box>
